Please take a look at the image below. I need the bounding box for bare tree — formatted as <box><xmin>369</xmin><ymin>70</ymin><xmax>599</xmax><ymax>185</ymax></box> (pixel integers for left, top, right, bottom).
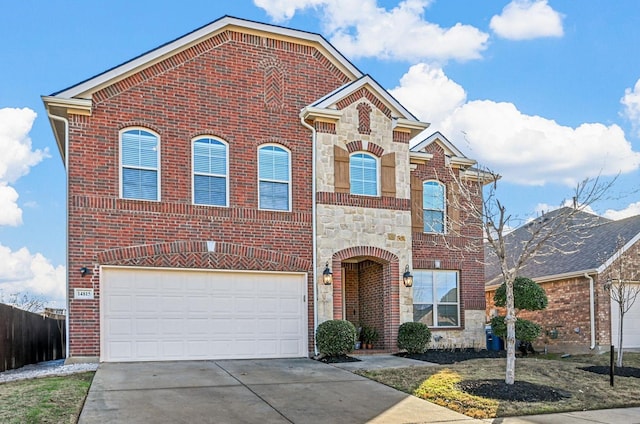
<box><xmin>0</xmin><ymin>290</ymin><xmax>47</xmax><ymax>313</ymax></box>
<box><xmin>449</xmin><ymin>167</ymin><xmax>614</xmax><ymax>385</ymax></box>
<box><xmin>603</xmin><ymin>235</ymin><xmax>640</xmax><ymax>368</ymax></box>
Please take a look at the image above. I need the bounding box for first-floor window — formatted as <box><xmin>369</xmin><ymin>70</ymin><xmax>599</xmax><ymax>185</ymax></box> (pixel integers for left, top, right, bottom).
<box><xmin>413</xmin><ymin>270</ymin><xmax>459</xmax><ymax>327</ymax></box>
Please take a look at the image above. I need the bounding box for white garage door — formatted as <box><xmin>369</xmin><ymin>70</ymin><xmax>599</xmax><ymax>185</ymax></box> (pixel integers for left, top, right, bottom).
<box><xmin>610</xmin><ymin>284</ymin><xmax>640</xmax><ymax>349</ymax></box>
<box><xmin>101</xmin><ymin>267</ymin><xmax>308</xmax><ymax>362</ymax></box>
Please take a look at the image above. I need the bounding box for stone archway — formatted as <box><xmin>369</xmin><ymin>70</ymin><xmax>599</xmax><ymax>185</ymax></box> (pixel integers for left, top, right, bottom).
<box><xmin>331</xmin><ymin>247</ymin><xmax>400</xmax><ymax>351</ymax></box>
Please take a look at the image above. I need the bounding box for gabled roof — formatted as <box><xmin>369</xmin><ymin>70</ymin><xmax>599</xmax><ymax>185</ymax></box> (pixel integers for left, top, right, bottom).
<box><xmin>410</xmin><ymin>131</ymin><xmax>478</xmax><ymax>169</ymax></box>
<box><xmin>301</xmin><ymin>74</ymin><xmax>429</xmax><ymax>138</ymax></box>
<box><xmin>43</xmin><ymin>15</ymin><xmax>367</xmax><ymax>163</ymax></box>
<box><xmin>50</xmin><ymin>15</ymin><xmax>362</xmax><ymax>100</ymax></box>
<box><xmin>485</xmin><ymin>207</ymin><xmax>640</xmax><ymax>287</ymax></box>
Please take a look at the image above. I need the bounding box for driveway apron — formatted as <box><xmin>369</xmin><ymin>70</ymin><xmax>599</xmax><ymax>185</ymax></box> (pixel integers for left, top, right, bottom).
<box><xmin>78</xmin><ymin>358</ymin><xmax>476</xmax><ymax>424</ymax></box>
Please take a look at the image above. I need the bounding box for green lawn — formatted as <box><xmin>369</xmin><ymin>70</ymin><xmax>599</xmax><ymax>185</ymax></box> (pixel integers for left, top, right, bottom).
<box><xmin>0</xmin><ymin>372</ymin><xmax>94</xmax><ymax>424</ymax></box>
<box><xmin>358</xmin><ymin>352</ymin><xmax>640</xmax><ymax>419</ymax></box>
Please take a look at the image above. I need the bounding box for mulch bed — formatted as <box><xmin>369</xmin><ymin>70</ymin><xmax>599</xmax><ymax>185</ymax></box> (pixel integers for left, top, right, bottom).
<box><xmin>458</xmin><ymin>379</ymin><xmax>572</xmax><ymax>402</ymax></box>
<box><xmin>399</xmin><ymin>349</ymin><xmax>572</xmax><ymax>402</ymax></box>
<box><xmin>396</xmin><ymin>348</ymin><xmax>507</xmax><ymax>364</ymax></box>
<box><xmin>579</xmin><ymin>365</ymin><xmax>640</xmax><ymax>378</ymax></box>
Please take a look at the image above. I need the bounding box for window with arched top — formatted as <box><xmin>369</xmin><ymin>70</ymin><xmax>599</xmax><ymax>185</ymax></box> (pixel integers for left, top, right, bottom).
<box><xmin>350</xmin><ymin>152</ymin><xmax>378</xmax><ymax>196</ymax></box>
<box><xmin>192</xmin><ymin>137</ymin><xmax>228</xmax><ymax>207</ymax></box>
<box><xmin>423</xmin><ymin>180</ymin><xmax>445</xmax><ymax>233</ymax></box>
<box><xmin>120</xmin><ymin>128</ymin><xmax>160</xmax><ymax>201</ymax></box>
<box><xmin>258</xmin><ymin>144</ymin><xmax>291</xmax><ymax>211</ymax></box>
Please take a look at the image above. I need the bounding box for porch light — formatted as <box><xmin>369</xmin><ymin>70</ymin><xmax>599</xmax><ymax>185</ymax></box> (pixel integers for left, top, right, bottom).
<box><xmin>403</xmin><ymin>265</ymin><xmax>413</xmax><ymax>287</ymax></box>
<box><xmin>604</xmin><ymin>278</ymin><xmax>613</xmax><ymax>291</ymax></box>
<box><xmin>322</xmin><ymin>262</ymin><xmax>333</xmax><ymax>285</ymax></box>
<box><xmin>80</xmin><ymin>267</ymin><xmax>91</xmax><ymax>277</ymax></box>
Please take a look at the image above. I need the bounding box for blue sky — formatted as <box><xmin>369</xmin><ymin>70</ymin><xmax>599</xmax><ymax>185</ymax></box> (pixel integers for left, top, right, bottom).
<box><xmin>1</xmin><ymin>0</ymin><xmax>639</xmax><ymax>309</ymax></box>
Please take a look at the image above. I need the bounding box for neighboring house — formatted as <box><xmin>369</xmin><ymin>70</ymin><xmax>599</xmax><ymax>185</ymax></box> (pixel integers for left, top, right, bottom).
<box><xmin>485</xmin><ymin>207</ymin><xmax>640</xmax><ymax>354</ymax></box>
<box><xmin>43</xmin><ymin>16</ymin><xmax>486</xmax><ymax>363</ymax></box>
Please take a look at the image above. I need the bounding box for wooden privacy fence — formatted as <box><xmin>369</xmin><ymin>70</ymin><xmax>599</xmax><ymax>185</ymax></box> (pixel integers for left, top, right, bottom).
<box><xmin>0</xmin><ymin>303</ymin><xmax>66</xmax><ymax>372</ymax></box>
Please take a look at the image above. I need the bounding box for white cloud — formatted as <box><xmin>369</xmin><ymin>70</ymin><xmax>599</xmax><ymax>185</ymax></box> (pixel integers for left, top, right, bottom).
<box><xmin>391</xmin><ymin>65</ymin><xmax>640</xmax><ymax>187</ymax></box>
<box><xmin>621</xmin><ymin>78</ymin><xmax>640</xmax><ymax>136</ymax></box>
<box><xmin>254</xmin><ymin>0</ymin><xmax>489</xmax><ymax>62</ymax></box>
<box><xmin>490</xmin><ymin>0</ymin><xmax>564</xmax><ymax>40</ymax></box>
<box><xmin>0</xmin><ymin>108</ymin><xmax>46</xmax><ymax>184</ymax></box>
<box><xmin>0</xmin><ymin>244</ymin><xmax>66</xmax><ymax>309</ymax></box>
<box><xmin>0</xmin><ymin>107</ymin><xmax>47</xmax><ymax>227</ymax></box>
<box><xmin>603</xmin><ymin>202</ymin><xmax>640</xmax><ymax>220</ymax></box>
<box><xmin>0</xmin><ymin>184</ymin><xmax>22</xmax><ymax>226</ymax></box>
<box><xmin>389</xmin><ymin>63</ymin><xmax>466</xmax><ymax>124</ymax></box>
<box><xmin>442</xmin><ymin>100</ymin><xmax>639</xmax><ymax>186</ymax></box>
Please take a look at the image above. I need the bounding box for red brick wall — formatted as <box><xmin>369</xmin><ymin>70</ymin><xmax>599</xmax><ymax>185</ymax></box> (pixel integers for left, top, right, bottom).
<box><xmin>65</xmin><ymin>30</ymin><xmax>351</xmax><ymax>357</ymax></box>
<box><xmin>486</xmin><ymin>275</ymin><xmax>613</xmax><ymax>353</ymax></box>
<box><xmin>411</xmin><ymin>143</ymin><xmax>485</xmax><ymax>332</ymax></box>
<box><xmin>358</xmin><ymin>260</ymin><xmax>385</xmax><ymax>347</ymax></box>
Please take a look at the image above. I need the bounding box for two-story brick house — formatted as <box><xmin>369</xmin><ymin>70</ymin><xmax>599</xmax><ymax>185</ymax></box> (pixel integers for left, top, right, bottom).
<box><xmin>43</xmin><ymin>16</ymin><xmax>486</xmax><ymax>363</ymax></box>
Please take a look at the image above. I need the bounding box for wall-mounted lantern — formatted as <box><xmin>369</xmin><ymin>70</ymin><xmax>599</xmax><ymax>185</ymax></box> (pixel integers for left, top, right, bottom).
<box><xmin>403</xmin><ymin>265</ymin><xmax>414</xmax><ymax>287</ymax></box>
<box><xmin>80</xmin><ymin>267</ymin><xmax>91</xmax><ymax>277</ymax></box>
<box><xmin>322</xmin><ymin>262</ymin><xmax>333</xmax><ymax>285</ymax></box>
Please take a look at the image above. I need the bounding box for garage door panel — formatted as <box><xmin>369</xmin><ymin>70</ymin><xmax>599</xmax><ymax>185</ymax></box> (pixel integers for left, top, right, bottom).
<box><xmin>102</xmin><ymin>268</ymin><xmax>307</xmax><ymax>361</ymax></box>
<box><xmin>611</xmin><ymin>284</ymin><xmax>640</xmax><ymax>348</ymax></box>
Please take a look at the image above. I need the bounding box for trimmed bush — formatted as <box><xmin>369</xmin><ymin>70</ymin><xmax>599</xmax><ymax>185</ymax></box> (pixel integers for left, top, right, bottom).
<box><xmin>490</xmin><ymin>316</ymin><xmax>541</xmax><ymax>342</ymax></box>
<box><xmin>493</xmin><ymin>277</ymin><xmax>548</xmax><ymax>311</ymax></box>
<box><xmin>397</xmin><ymin>322</ymin><xmax>431</xmax><ymax>354</ymax></box>
<box><xmin>316</xmin><ymin>320</ymin><xmax>356</xmax><ymax>356</ymax></box>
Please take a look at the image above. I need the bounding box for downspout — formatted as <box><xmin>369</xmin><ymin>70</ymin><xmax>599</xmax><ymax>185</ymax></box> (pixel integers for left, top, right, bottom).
<box><xmin>47</xmin><ymin>110</ymin><xmax>70</xmax><ymax>360</ymax></box>
<box><xmin>585</xmin><ymin>273</ymin><xmax>596</xmax><ymax>350</ymax></box>
<box><xmin>300</xmin><ymin>113</ymin><xmax>319</xmax><ymax>356</ymax></box>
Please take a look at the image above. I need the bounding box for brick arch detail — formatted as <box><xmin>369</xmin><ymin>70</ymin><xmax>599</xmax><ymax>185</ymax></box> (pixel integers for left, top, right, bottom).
<box><xmin>189</xmin><ymin>130</ymin><xmax>234</xmax><ymax>143</ymax></box>
<box><xmin>118</xmin><ymin>122</ymin><xmax>163</xmax><ymax>135</ymax></box>
<box><xmin>95</xmin><ymin>240</ymin><xmax>311</xmax><ymax>272</ymax></box>
<box><xmin>254</xmin><ymin>137</ymin><xmax>294</xmax><ymax>151</ymax></box>
<box><xmin>345</xmin><ymin>140</ymin><xmax>384</xmax><ymax>157</ymax></box>
<box><xmin>331</xmin><ymin>246</ymin><xmax>400</xmax><ymax>351</ymax></box>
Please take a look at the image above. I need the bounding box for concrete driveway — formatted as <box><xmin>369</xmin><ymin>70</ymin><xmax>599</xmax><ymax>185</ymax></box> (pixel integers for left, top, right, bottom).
<box><xmin>78</xmin><ymin>358</ymin><xmax>476</xmax><ymax>424</ymax></box>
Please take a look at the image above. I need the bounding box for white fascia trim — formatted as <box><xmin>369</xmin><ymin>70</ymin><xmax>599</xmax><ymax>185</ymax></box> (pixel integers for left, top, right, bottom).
<box><xmin>450</xmin><ymin>157</ymin><xmax>477</xmax><ymax>168</ymax></box>
<box><xmin>484</xmin><ymin>269</ymin><xmax>599</xmax><ymax>291</ymax></box>
<box><xmin>53</xmin><ymin>16</ymin><xmax>362</xmax><ymax>99</ymax></box>
<box><xmin>409</xmin><ymin>151</ymin><xmax>434</xmax><ymax>162</ymax></box>
<box><xmin>597</xmin><ymin>231</ymin><xmax>640</xmax><ymax>273</ymax></box>
<box><xmin>300</xmin><ymin>106</ymin><xmax>343</xmax><ymax>121</ymax></box>
<box><xmin>42</xmin><ymin>96</ymin><xmax>92</xmax><ymax>112</ymax></box>
<box><xmin>394</xmin><ymin>117</ymin><xmax>430</xmax><ymax>132</ymax></box>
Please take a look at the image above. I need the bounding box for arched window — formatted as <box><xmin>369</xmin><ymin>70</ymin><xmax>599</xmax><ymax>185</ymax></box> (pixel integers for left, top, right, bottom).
<box><xmin>350</xmin><ymin>152</ymin><xmax>378</xmax><ymax>196</ymax></box>
<box><xmin>423</xmin><ymin>180</ymin><xmax>445</xmax><ymax>233</ymax></box>
<box><xmin>120</xmin><ymin>128</ymin><xmax>159</xmax><ymax>201</ymax></box>
<box><xmin>193</xmin><ymin>137</ymin><xmax>228</xmax><ymax>206</ymax></box>
<box><xmin>258</xmin><ymin>144</ymin><xmax>291</xmax><ymax>211</ymax></box>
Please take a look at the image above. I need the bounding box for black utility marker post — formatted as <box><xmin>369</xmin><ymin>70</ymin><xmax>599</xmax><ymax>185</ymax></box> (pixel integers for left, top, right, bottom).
<box><xmin>610</xmin><ymin>345</ymin><xmax>614</xmax><ymax>387</ymax></box>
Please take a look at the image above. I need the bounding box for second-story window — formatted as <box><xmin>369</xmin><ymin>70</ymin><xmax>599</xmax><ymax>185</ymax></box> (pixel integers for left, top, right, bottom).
<box><xmin>258</xmin><ymin>144</ymin><xmax>290</xmax><ymax>211</ymax></box>
<box><xmin>193</xmin><ymin>137</ymin><xmax>228</xmax><ymax>207</ymax></box>
<box><xmin>423</xmin><ymin>180</ymin><xmax>445</xmax><ymax>233</ymax></box>
<box><xmin>120</xmin><ymin>128</ymin><xmax>159</xmax><ymax>201</ymax></box>
<box><xmin>350</xmin><ymin>152</ymin><xmax>378</xmax><ymax>196</ymax></box>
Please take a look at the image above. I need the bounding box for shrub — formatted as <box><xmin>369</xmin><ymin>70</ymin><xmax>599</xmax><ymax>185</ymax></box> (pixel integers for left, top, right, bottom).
<box><xmin>493</xmin><ymin>277</ymin><xmax>548</xmax><ymax>311</ymax></box>
<box><xmin>397</xmin><ymin>322</ymin><xmax>431</xmax><ymax>354</ymax></box>
<box><xmin>361</xmin><ymin>326</ymin><xmax>380</xmax><ymax>344</ymax></box>
<box><xmin>490</xmin><ymin>316</ymin><xmax>542</xmax><ymax>342</ymax></box>
<box><xmin>316</xmin><ymin>320</ymin><xmax>356</xmax><ymax>356</ymax></box>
